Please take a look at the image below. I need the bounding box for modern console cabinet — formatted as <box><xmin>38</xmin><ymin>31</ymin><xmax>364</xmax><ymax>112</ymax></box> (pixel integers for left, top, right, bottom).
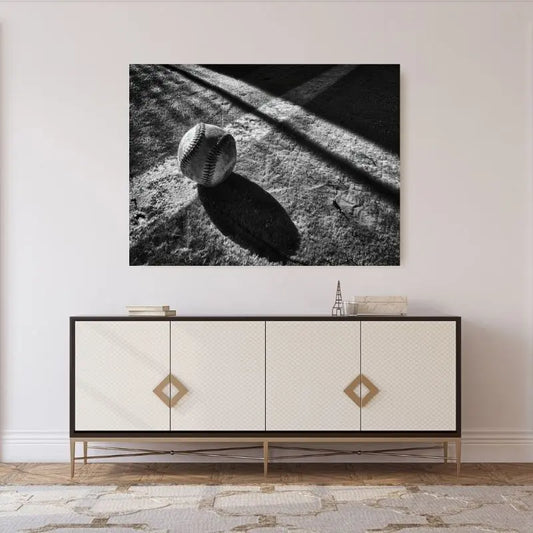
<box><xmin>70</xmin><ymin>316</ymin><xmax>461</xmax><ymax>475</ymax></box>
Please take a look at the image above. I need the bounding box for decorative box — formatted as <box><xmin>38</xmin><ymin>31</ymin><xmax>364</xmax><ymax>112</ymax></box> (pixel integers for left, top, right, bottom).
<box><xmin>355</xmin><ymin>296</ymin><xmax>407</xmax><ymax>315</ymax></box>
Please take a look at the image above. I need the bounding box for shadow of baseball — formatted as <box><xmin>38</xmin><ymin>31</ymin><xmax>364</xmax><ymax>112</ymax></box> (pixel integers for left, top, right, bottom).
<box><xmin>198</xmin><ymin>173</ymin><xmax>301</xmax><ymax>264</ymax></box>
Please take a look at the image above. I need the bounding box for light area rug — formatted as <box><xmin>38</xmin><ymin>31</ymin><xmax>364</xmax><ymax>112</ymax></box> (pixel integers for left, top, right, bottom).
<box><xmin>0</xmin><ymin>485</ymin><xmax>532</xmax><ymax>532</ymax></box>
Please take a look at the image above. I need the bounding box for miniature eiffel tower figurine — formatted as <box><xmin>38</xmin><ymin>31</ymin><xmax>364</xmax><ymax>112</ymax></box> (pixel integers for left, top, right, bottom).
<box><xmin>331</xmin><ymin>280</ymin><xmax>344</xmax><ymax>316</ymax></box>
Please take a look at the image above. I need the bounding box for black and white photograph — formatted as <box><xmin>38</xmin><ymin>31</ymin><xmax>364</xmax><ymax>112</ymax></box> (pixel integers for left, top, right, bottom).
<box><xmin>129</xmin><ymin>64</ymin><xmax>400</xmax><ymax>266</ymax></box>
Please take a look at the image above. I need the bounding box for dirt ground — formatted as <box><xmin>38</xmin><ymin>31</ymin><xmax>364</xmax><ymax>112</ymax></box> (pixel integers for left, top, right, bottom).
<box><xmin>129</xmin><ymin>64</ymin><xmax>400</xmax><ymax>266</ymax></box>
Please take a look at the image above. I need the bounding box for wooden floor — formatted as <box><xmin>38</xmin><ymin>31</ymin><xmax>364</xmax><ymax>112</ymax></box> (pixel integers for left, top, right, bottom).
<box><xmin>1</xmin><ymin>463</ymin><xmax>531</xmax><ymax>485</ymax></box>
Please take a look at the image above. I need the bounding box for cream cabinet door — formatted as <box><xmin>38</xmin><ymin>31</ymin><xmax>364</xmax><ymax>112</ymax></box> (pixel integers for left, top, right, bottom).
<box><xmin>361</xmin><ymin>321</ymin><xmax>457</xmax><ymax>431</ymax></box>
<box><xmin>266</xmin><ymin>321</ymin><xmax>360</xmax><ymax>431</ymax></box>
<box><xmin>75</xmin><ymin>321</ymin><xmax>170</xmax><ymax>431</ymax></box>
<box><xmin>170</xmin><ymin>321</ymin><xmax>265</xmax><ymax>431</ymax></box>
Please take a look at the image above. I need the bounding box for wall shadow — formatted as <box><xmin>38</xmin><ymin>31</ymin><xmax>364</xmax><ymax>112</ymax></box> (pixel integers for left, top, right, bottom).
<box><xmin>301</xmin><ymin>65</ymin><xmax>399</xmax><ymax>156</ymax></box>
<box><xmin>198</xmin><ymin>173</ymin><xmax>300</xmax><ymax>264</ymax></box>
<box><xmin>202</xmin><ymin>65</ymin><xmax>333</xmax><ymax>98</ymax></box>
<box><xmin>202</xmin><ymin>64</ymin><xmax>400</xmax><ymax>155</ymax></box>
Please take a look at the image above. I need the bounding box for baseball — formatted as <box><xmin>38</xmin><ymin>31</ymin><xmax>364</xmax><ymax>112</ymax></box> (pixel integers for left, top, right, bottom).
<box><xmin>177</xmin><ymin>123</ymin><xmax>237</xmax><ymax>187</ymax></box>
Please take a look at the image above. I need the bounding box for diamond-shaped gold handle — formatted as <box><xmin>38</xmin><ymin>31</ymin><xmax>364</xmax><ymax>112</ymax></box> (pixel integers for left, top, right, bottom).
<box><xmin>153</xmin><ymin>374</ymin><xmax>189</xmax><ymax>407</ymax></box>
<box><xmin>344</xmin><ymin>374</ymin><xmax>379</xmax><ymax>407</ymax></box>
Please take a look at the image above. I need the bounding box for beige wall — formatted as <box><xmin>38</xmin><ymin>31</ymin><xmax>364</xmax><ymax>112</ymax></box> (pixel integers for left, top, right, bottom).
<box><xmin>0</xmin><ymin>1</ymin><xmax>531</xmax><ymax>461</ymax></box>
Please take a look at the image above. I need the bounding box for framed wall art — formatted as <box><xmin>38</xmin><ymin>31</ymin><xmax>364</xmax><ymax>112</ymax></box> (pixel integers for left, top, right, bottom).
<box><xmin>129</xmin><ymin>64</ymin><xmax>400</xmax><ymax>266</ymax></box>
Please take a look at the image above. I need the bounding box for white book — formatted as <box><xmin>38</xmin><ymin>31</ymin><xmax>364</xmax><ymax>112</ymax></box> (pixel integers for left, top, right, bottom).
<box><xmin>126</xmin><ymin>305</ymin><xmax>170</xmax><ymax>312</ymax></box>
<box><xmin>128</xmin><ymin>310</ymin><xmax>176</xmax><ymax>317</ymax></box>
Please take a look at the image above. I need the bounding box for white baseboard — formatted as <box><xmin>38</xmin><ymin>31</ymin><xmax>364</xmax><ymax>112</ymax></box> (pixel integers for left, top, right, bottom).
<box><xmin>2</xmin><ymin>429</ymin><xmax>532</xmax><ymax>463</ymax></box>
<box><xmin>461</xmin><ymin>430</ymin><xmax>533</xmax><ymax>462</ymax></box>
<box><xmin>1</xmin><ymin>431</ymin><xmax>69</xmax><ymax>463</ymax></box>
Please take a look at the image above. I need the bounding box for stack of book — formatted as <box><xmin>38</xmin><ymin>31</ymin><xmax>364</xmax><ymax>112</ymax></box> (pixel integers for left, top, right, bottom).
<box><xmin>126</xmin><ymin>305</ymin><xmax>176</xmax><ymax>317</ymax></box>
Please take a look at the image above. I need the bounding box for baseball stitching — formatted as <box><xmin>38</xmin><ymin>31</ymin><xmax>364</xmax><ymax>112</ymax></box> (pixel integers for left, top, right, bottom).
<box><xmin>201</xmin><ymin>133</ymin><xmax>232</xmax><ymax>186</ymax></box>
<box><xmin>179</xmin><ymin>122</ymin><xmax>205</xmax><ymax>176</ymax></box>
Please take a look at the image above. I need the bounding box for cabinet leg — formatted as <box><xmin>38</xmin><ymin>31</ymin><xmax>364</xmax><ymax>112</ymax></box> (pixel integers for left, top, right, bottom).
<box><xmin>456</xmin><ymin>439</ymin><xmax>461</xmax><ymax>477</ymax></box>
<box><xmin>83</xmin><ymin>442</ymin><xmax>88</xmax><ymax>465</ymax></box>
<box><xmin>70</xmin><ymin>440</ymin><xmax>75</xmax><ymax>478</ymax></box>
<box><xmin>263</xmin><ymin>441</ymin><xmax>269</xmax><ymax>477</ymax></box>
<box><xmin>443</xmin><ymin>442</ymin><xmax>448</xmax><ymax>464</ymax></box>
